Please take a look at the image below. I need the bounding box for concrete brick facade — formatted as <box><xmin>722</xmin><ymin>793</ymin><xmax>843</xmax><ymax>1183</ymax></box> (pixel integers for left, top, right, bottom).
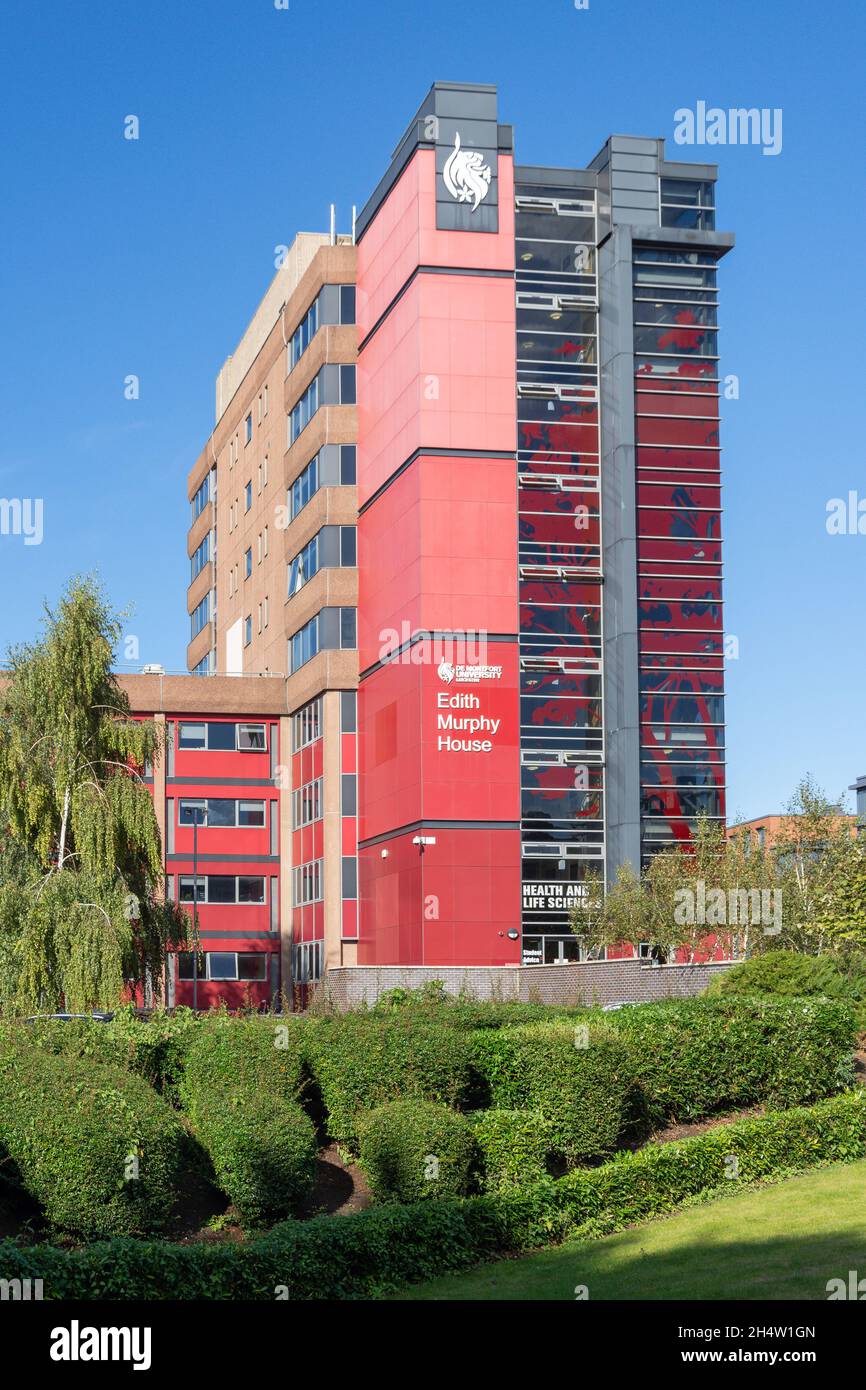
<box><xmin>321</xmin><ymin>959</ymin><xmax>733</xmax><ymax>1011</ymax></box>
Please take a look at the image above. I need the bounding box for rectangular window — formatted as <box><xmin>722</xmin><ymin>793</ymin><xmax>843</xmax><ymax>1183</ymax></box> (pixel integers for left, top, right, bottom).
<box><xmin>289</xmin><ymin>376</ymin><xmax>319</xmax><ymax>444</ymax></box>
<box><xmin>244</xmin><ymin>615</ymin><xmax>252</xmax><ymax>647</ymax></box>
<box><xmin>292</xmin><ymin>777</ymin><xmax>323</xmax><ymax>829</ymax></box>
<box><xmin>264</xmin><ymin>385</ymin><xmax>269</xmax><ymax>416</ymax></box>
<box><xmin>209</xmin><ymin>952</ymin><xmax>237</xmax><ymax>980</ymax></box>
<box><xmin>178</xmin><ymin>722</ymin><xmax>206</xmax><ymax>750</ymax></box>
<box><xmin>339</xmin><ymin>364</ymin><xmax>356</xmax><ymax>404</ymax></box>
<box><xmin>292</xmin><ymin>697</ymin><xmax>322</xmax><ymax>751</ymax></box>
<box><xmin>292</xmin><ymin>859</ymin><xmax>323</xmax><ymax>906</ymax></box>
<box><xmin>238</xmin><ymin>722</ymin><xmax>267</xmax><ymax>751</ymax></box>
<box><xmin>238</xmin><ymin>799</ymin><xmax>266</xmax><ymax>827</ymax></box>
<box><xmin>238</xmin><ymin>953</ymin><xmax>268</xmax><ymax>981</ymax></box>
<box><xmin>245</xmin><ymin>413</ymin><xmax>252</xmax><ymax>444</ymax></box>
<box><xmin>179</xmin><ymin>875</ymin><xmax>265</xmax><ymax>904</ymax></box>
<box><xmin>339</xmin><ymin>285</ymin><xmax>356</xmax><ymax>323</ymax></box>
<box><xmin>342</xmin><ymin>857</ymin><xmax>358</xmax><ymax>899</ymax></box>
<box><xmin>244</xmin><ymin>547</ymin><xmax>252</xmax><ymax>579</ymax></box>
<box><xmin>341</xmin><ymin>773</ymin><xmax>357</xmax><ymax>816</ymax></box>
<box><xmin>190</xmin><ymin>594</ymin><xmax>210</xmax><ymax>639</ymax></box>
<box><xmin>340</xmin><ymin>690</ymin><xmax>356</xmax><ymax>733</ymax></box>
<box><xmin>245</xmin><ymin>481</ymin><xmax>252</xmax><ymax>511</ymax></box>
<box><xmin>191</xmin><ymin>532</ymin><xmax>211</xmax><ymax>581</ymax></box>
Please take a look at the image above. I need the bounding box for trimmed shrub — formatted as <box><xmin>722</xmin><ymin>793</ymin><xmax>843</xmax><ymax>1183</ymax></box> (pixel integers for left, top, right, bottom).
<box><xmin>606</xmin><ymin>995</ymin><xmax>856</xmax><ymax>1125</ymax></box>
<box><xmin>0</xmin><ymin>1040</ymin><xmax>189</xmax><ymax>1239</ymax></box>
<box><xmin>179</xmin><ymin>1018</ymin><xmax>315</xmax><ymax>1222</ymax></box>
<box><xmin>469</xmin><ymin>1023</ymin><xmax>640</xmax><ymax>1162</ymax></box>
<box><xmin>1</xmin><ymin>1091</ymin><xmax>863</xmax><ymax>1299</ymax></box>
<box><xmin>185</xmin><ymin>1089</ymin><xmax>317</xmax><ymax>1224</ymax></box>
<box><xmin>706</xmin><ymin>950</ymin><xmax>866</xmax><ymax>1026</ymax></box>
<box><xmin>358</xmin><ymin>1100</ymin><xmax>478</xmax><ymax>1203</ymax></box>
<box><xmin>303</xmin><ymin>1015</ymin><xmax>474</xmax><ymax>1148</ymax></box>
<box><xmin>7</xmin><ymin>1008</ymin><xmax>203</xmax><ymax>1100</ymax></box>
<box><xmin>180</xmin><ymin>1016</ymin><xmax>307</xmax><ymax>1103</ymax></box>
<box><xmin>470</xmin><ymin>1108</ymin><xmax>551</xmax><ymax>1191</ymax></box>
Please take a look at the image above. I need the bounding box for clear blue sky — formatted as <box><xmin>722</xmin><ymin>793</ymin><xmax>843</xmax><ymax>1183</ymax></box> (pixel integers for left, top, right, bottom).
<box><xmin>0</xmin><ymin>0</ymin><xmax>863</xmax><ymax>821</ymax></box>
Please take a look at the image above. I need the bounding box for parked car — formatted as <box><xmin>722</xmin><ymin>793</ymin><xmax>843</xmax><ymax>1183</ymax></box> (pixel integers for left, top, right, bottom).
<box><xmin>24</xmin><ymin>1012</ymin><xmax>114</xmax><ymax>1023</ymax></box>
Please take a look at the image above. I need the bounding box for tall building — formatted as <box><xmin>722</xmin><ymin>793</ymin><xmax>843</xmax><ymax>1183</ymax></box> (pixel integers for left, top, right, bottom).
<box><xmin>185</xmin><ymin>233</ymin><xmax>360</xmax><ymax>989</ymax></box>
<box><xmin>185</xmin><ymin>81</ymin><xmax>732</xmax><ymax>986</ymax></box>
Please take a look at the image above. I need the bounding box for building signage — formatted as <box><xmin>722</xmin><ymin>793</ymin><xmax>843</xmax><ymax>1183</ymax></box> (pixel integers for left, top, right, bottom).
<box><xmin>437</xmin><ymin>658</ymin><xmax>502</xmax><ymax>684</ymax></box>
<box><xmin>442</xmin><ymin>133</ymin><xmax>492</xmax><ymax>212</ymax></box>
<box><xmin>522</xmin><ymin>882</ymin><xmax>589</xmax><ymax>912</ymax></box>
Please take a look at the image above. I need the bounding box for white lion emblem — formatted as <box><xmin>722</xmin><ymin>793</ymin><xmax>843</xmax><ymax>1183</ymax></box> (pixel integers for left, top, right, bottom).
<box><xmin>442</xmin><ymin>132</ymin><xmax>492</xmax><ymax>212</ymax></box>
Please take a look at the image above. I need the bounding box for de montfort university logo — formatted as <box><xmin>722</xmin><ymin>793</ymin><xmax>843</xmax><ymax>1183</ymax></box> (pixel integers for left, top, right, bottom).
<box><xmin>437</xmin><ymin>659</ymin><xmax>502</xmax><ymax>684</ymax></box>
<box><xmin>442</xmin><ymin>132</ymin><xmax>492</xmax><ymax>212</ymax></box>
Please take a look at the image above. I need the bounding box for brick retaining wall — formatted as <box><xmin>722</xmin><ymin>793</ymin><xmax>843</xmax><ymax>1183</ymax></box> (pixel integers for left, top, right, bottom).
<box><xmin>320</xmin><ymin>960</ymin><xmax>733</xmax><ymax>1011</ymax></box>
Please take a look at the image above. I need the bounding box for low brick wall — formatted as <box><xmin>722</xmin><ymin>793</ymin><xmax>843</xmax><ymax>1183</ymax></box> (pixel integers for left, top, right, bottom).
<box><xmin>321</xmin><ymin>960</ymin><xmax>732</xmax><ymax>1012</ymax></box>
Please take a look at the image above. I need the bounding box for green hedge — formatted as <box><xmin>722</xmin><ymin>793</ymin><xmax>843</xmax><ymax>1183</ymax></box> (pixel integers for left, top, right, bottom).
<box><xmin>469</xmin><ymin>1108</ymin><xmax>551</xmax><ymax>1192</ymax></box>
<box><xmin>605</xmin><ymin>995</ymin><xmax>856</xmax><ymax>1125</ymax></box>
<box><xmin>2</xmin><ymin>1091</ymin><xmax>863</xmax><ymax>1299</ymax></box>
<box><xmin>184</xmin><ymin>1089</ymin><xmax>317</xmax><ymax>1224</ymax></box>
<box><xmin>0</xmin><ymin>1041</ymin><xmax>189</xmax><ymax>1239</ymax></box>
<box><xmin>469</xmin><ymin>1023</ymin><xmax>640</xmax><ymax>1162</ymax></box>
<box><xmin>179</xmin><ymin>1019</ymin><xmax>315</xmax><ymax>1222</ymax></box>
<box><xmin>358</xmin><ymin>1100</ymin><xmax>477</xmax><ymax>1203</ymax></box>
<box><xmin>179</xmin><ymin>1016</ymin><xmax>307</xmax><ymax>1103</ymax></box>
<box><xmin>3</xmin><ymin>1008</ymin><xmax>202</xmax><ymax>1100</ymax></box>
<box><xmin>303</xmin><ymin>1015</ymin><xmax>474</xmax><ymax>1149</ymax></box>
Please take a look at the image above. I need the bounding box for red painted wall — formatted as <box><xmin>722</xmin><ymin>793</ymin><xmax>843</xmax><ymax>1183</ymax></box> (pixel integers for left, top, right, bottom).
<box><xmin>357</xmin><ymin>144</ymin><xmax>521</xmax><ymax>966</ymax></box>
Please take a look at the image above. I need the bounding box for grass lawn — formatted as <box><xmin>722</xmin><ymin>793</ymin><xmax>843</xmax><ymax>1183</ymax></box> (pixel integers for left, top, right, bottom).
<box><xmin>397</xmin><ymin>1160</ymin><xmax>866</xmax><ymax>1301</ymax></box>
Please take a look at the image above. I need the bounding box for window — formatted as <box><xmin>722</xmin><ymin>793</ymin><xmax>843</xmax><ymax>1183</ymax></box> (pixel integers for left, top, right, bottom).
<box><xmin>289</xmin><ymin>296</ymin><xmax>320</xmax><ymax>370</ymax></box>
<box><xmin>257</xmin><ymin>533</ymin><xmax>262</xmax><ymax>564</ymax></box>
<box><xmin>340</xmin><ymin>690</ymin><xmax>356</xmax><ymax>733</ymax></box>
<box><xmin>292</xmin><ymin>859</ymin><xmax>323</xmax><ymax>906</ymax></box>
<box><xmin>293</xmin><ymin>777</ymin><xmax>323</xmax><ymax>828</ymax></box>
<box><xmin>341</xmin><ymin>773</ymin><xmax>357</xmax><ymax>816</ymax></box>
<box><xmin>191</xmin><ymin>471</ymin><xmax>213</xmax><ymax>522</ymax></box>
<box><xmin>179</xmin><ymin>798</ymin><xmax>265</xmax><ymax>827</ymax></box>
<box><xmin>179</xmin><ymin>875</ymin><xmax>265</xmax><ymax>903</ymax></box>
<box><xmin>288</xmin><ymin>533</ymin><xmax>319</xmax><ymax>596</ymax></box>
<box><xmin>178</xmin><ymin>723</ymin><xmax>206</xmax><ymax>750</ymax></box>
<box><xmin>263</xmin><ymin>595</ymin><xmax>269</xmax><ymax>628</ymax></box>
<box><xmin>178</xmin><ymin>721</ymin><xmax>265</xmax><ymax>752</ymax></box>
<box><xmin>339</xmin><ymin>285</ymin><xmax>356</xmax><ymax>323</ymax></box>
<box><xmin>342</xmin><ymin>856</ymin><xmax>358</xmax><ymax>899</ymax></box>
<box><xmin>289</xmin><ymin>607</ymin><xmax>356</xmax><ymax>673</ymax></box>
<box><xmin>179</xmin><ymin>952</ymin><xmax>268</xmax><ymax>982</ymax></box>
<box><xmin>660</xmin><ymin>178</ymin><xmax>716</xmax><ymax>231</ymax></box>
<box><xmin>238</xmin><ymin>723</ymin><xmax>267</xmax><ymax>751</ymax></box>
<box><xmin>289</xmin><ymin>376</ymin><xmax>319</xmax><ymax>444</ymax></box>
<box><xmin>293</xmin><ymin>941</ymin><xmax>323</xmax><ymax>985</ymax></box>
<box><xmin>292</xmin><ymin>697</ymin><xmax>322</xmax><ymax>751</ymax></box>
<box><xmin>244</xmin><ymin>481</ymin><xmax>252</xmax><ymax>512</ymax></box>
<box><xmin>244</xmin><ymin>547</ymin><xmax>252</xmax><ymax>579</ymax></box>
<box><xmin>245</xmin><ymin>413</ymin><xmax>252</xmax><ymax>444</ymax></box>
<box><xmin>190</xmin><ymin>593</ymin><xmax>211</xmax><ymax>639</ymax></box>
<box><xmin>244</xmin><ymin>615</ymin><xmax>252</xmax><ymax>647</ymax></box>
<box><xmin>339</xmin><ymin>365</ymin><xmax>356</xmax><ymax>404</ymax></box>
<box><xmin>263</xmin><ymin>385</ymin><xmax>269</xmax><ymax>416</ymax></box>
<box><xmin>289</xmin><ymin>445</ymin><xmax>355</xmax><ymax>521</ymax></box>
<box><xmin>263</xmin><ymin>526</ymin><xmax>268</xmax><ymax>556</ymax></box>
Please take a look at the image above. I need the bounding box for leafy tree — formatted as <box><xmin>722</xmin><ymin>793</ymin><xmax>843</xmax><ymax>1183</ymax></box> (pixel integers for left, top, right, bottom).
<box><xmin>571</xmin><ymin>816</ymin><xmax>776</xmax><ymax>963</ymax></box>
<box><xmin>0</xmin><ymin>576</ymin><xmax>188</xmax><ymax>1013</ymax></box>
